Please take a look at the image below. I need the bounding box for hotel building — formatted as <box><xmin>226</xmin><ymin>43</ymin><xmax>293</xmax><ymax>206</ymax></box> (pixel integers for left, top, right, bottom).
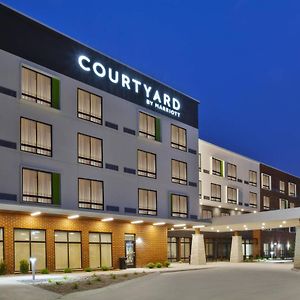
<box><xmin>0</xmin><ymin>4</ymin><xmax>201</xmax><ymax>273</ymax></box>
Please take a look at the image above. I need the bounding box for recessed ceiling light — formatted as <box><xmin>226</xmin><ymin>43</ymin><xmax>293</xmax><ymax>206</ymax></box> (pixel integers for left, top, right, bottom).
<box><xmin>153</xmin><ymin>222</ymin><xmax>166</xmax><ymax>226</ymax></box>
<box><xmin>217</xmin><ymin>230</ymin><xmax>220</xmax><ymax>232</ymax></box>
<box><xmin>30</xmin><ymin>211</ymin><xmax>41</xmax><ymax>217</ymax></box>
<box><xmin>131</xmin><ymin>220</ymin><xmax>144</xmax><ymax>224</ymax></box>
<box><xmin>235</xmin><ymin>208</ymin><xmax>238</xmax><ymax>211</ymax></box>
<box><xmin>243</xmin><ymin>225</ymin><xmax>247</xmax><ymax>227</ymax></box>
<box><xmin>282</xmin><ymin>221</ymin><xmax>286</xmax><ymax>224</ymax></box>
<box><xmin>279</xmin><ymin>224</ymin><xmax>283</xmax><ymax>228</ymax></box>
<box><xmin>68</xmin><ymin>215</ymin><xmax>79</xmax><ymax>219</ymax></box>
<box><xmin>262</xmin><ymin>226</ymin><xmax>265</xmax><ymax>229</ymax></box>
<box><xmin>230</xmin><ymin>229</ymin><xmax>233</xmax><ymax>232</ymax></box>
<box><xmin>218</xmin><ymin>205</ymin><xmax>222</xmax><ymax>208</ymax></box>
<box><xmin>241</xmin><ymin>209</ymin><xmax>244</xmax><ymax>212</ymax></box>
<box><xmin>102</xmin><ymin>218</ymin><xmax>114</xmax><ymax>222</ymax></box>
<box><xmin>262</xmin><ymin>223</ymin><xmax>266</xmax><ymax>226</ymax></box>
<box><xmin>226</xmin><ymin>226</ymin><xmax>230</xmax><ymax>229</ymax></box>
<box><xmin>171</xmin><ymin>228</ymin><xmax>174</xmax><ymax>231</ymax></box>
<box><xmin>254</xmin><ymin>211</ymin><xmax>257</xmax><ymax>214</ymax></box>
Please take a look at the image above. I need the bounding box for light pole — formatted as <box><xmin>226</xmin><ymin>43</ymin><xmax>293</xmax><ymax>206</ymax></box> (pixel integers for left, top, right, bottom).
<box><xmin>30</xmin><ymin>257</ymin><xmax>37</xmax><ymax>281</ymax></box>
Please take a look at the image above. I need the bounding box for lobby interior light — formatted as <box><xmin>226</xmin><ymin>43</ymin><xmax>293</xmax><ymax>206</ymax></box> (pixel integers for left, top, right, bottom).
<box><xmin>30</xmin><ymin>211</ymin><xmax>41</xmax><ymax>217</ymax></box>
<box><xmin>282</xmin><ymin>221</ymin><xmax>286</xmax><ymax>224</ymax></box>
<box><xmin>173</xmin><ymin>224</ymin><xmax>186</xmax><ymax>228</ymax></box>
<box><xmin>68</xmin><ymin>214</ymin><xmax>79</xmax><ymax>219</ymax></box>
<box><xmin>131</xmin><ymin>220</ymin><xmax>143</xmax><ymax>224</ymax></box>
<box><xmin>153</xmin><ymin>222</ymin><xmax>166</xmax><ymax>226</ymax></box>
<box><xmin>102</xmin><ymin>217</ymin><xmax>114</xmax><ymax>222</ymax></box>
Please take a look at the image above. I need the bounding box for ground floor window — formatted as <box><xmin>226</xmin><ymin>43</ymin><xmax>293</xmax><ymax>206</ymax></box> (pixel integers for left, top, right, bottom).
<box><xmin>0</xmin><ymin>228</ymin><xmax>3</xmax><ymax>262</ymax></box>
<box><xmin>180</xmin><ymin>237</ymin><xmax>191</xmax><ymax>262</ymax></box>
<box><xmin>205</xmin><ymin>239</ymin><xmax>214</xmax><ymax>257</ymax></box>
<box><xmin>167</xmin><ymin>237</ymin><xmax>177</xmax><ymax>262</ymax></box>
<box><xmin>55</xmin><ymin>231</ymin><xmax>81</xmax><ymax>270</ymax></box>
<box><xmin>89</xmin><ymin>233</ymin><xmax>112</xmax><ymax>269</ymax></box>
<box><xmin>14</xmin><ymin>229</ymin><xmax>46</xmax><ymax>271</ymax></box>
<box><xmin>242</xmin><ymin>239</ymin><xmax>253</xmax><ymax>258</ymax></box>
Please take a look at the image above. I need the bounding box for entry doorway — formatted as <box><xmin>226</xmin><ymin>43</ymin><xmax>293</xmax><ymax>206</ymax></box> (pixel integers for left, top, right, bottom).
<box><xmin>125</xmin><ymin>234</ymin><xmax>136</xmax><ymax>268</ymax></box>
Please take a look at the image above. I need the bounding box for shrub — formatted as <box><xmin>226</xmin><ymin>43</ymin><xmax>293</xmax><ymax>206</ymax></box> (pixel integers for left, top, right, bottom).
<box><xmin>85</xmin><ymin>267</ymin><xmax>93</xmax><ymax>272</ymax></box>
<box><xmin>64</xmin><ymin>268</ymin><xmax>72</xmax><ymax>273</ymax></box>
<box><xmin>123</xmin><ymin>273</ymin><xmax>128</xmax><ymax>277</ymax></box>
<box><xmin>163</xmin><ymin>261</ymin><xmax>170</xmax><ymax>268</ymax></box>
<box><xmin>72</xmin><ymin>283</ymin><xmax>78</xmax><ymax>289</ymax></box>
<box><xmin>48</xmin><ymin>279</ymin><xmax>53</xmax><ymax>283</ymax></box>
<box><xmin>101</xmin><ymin>265</ymin><xmax>109</xmax><ymax>271</ymax></box>
<box><xmin>41</xmin><ymin>268</ymin><xmax>49</xmax><ymax>274</ymax></box>
<box><xmin>110</xmin><ymin>273</ymin><xmax>116</xmax><ymax>279</ymax></box>
<box><xmin>55</xmin><ymin>281</ymin><xmax>62</xmax><ymax>285</ymax></box>
<box><xmin>146</xmin><ymin>262</ymin><xmax>155</xmax><ymax>269</ymax></box>
<box><xmin>19</xmin><ymin>259</ymin><xmax>29</xmax><ymax>274</ymax></box>
<box><xmin>63</xmin><ymin>275</ymin><xmax>68</xmax><ymax>280</ymax></box>
<box><xmin>95</xmin><ymin>276</ymin><xmax>102</xmax><ymax>282</ymax></box>
<box><xmin>155</xmin><ymin>262</ymin><xmax>162</xmax><ymax>268</ymax></box>
<box><xmin>0</xmin><ymin>261</ymin><xmax>7</xmax><ymax>275</ymax></box>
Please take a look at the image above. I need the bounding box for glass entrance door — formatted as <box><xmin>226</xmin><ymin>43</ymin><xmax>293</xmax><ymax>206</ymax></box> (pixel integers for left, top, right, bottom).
<box><xmin>125</xmin><ymin>234</ymin><xmax>136</xmax><ymax>268</ymax></box>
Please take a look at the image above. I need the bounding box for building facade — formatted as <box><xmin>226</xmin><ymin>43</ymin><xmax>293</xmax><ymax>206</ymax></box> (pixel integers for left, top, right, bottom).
<box><xmin>0</xmin><ymin>4</ymin><xmax>201</xmax><ymax>273</ymax></box>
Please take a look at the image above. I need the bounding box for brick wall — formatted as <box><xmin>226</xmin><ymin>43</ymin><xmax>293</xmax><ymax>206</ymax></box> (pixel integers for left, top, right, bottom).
<box><xmin>0</xmin><ymin>211</ymin><xmax>168</xmax><ymax>273</ymax></box>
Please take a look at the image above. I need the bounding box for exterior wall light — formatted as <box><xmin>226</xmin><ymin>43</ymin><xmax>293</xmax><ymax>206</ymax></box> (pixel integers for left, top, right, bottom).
<box><xmin>136</xmin><ymin>237</ymin><xmax>143</xmax><ymax>244</ymax></box>
<box><xmin>153</xmin><ymin>222</ymin><xmax>166</xmax><ymax>226</ymax></box>
<box><xmin>68</xmin><ymin>215</ymin><xmax>79</xmax><ymax>219</ymax></box>
<box><xmin>30</xmin><ymin>212</ymin><xmax>41</xmax><ymax>217</ymax></box>
<box><xmin>102</xmin><ymin>218</ymin><xmax>114</xmax><ymax>222</ymax></box>
<box><xmin>131</xmin><ymin>220</ymin><xmax>143</xmax><ymax>224</ymax></box>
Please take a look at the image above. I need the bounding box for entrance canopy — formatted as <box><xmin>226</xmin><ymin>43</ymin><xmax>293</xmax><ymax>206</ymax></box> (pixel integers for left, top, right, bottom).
<box><xmin>201</xmin><ymin>207</ymin><xmax>300</xmax><ymax>233</ymax></box>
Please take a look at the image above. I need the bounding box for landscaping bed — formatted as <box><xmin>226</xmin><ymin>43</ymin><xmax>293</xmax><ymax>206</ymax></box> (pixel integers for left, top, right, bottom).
<box><xmin>34</xmin><ymin>272</ymin><xmax>148</xmax><ymax>295</ymax></box>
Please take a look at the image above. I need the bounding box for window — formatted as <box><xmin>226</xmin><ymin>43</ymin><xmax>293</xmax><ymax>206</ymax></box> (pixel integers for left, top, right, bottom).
<box><xmin>261</xmin><ymin>174</ymin><xmax>271</xmax><ymax>190</ymax></box>
<box><xmin>78</xmin><ymin>178</ymin><xmax>104</xmax><ymax>210</ymax></box>
<box><xmin>171</xmin><ymin>124</ymin><xmax>187</xmax><ymax>151</ymax></box>
<box><xmin>180</xmin><ymin>238</ymin><xmax>191</xmax><ymax>262</ymax></box>
<box><xmin>0</xmin><ymin>228</ymin><xmax>3</xmax><ymax>263</ymax></box>
<box><xmin>21</xmin><ymin>66</ymin><xmax>59</xmax><ymax>108</ymax></box>
<box><xmin>139</xmin><ymin>112</ymin><xmax>160</xmax><ymax>140</ymax></box>
<box><xmin>211</xmin><ymin>183</ymin><xmax>221</xmax><ymax>202</ymax></box>
<box><xmin>198</xmin><ymin>154</ymin><xmax>201</xmax><ymax>171</ymax></box>
<box><xmin>199</xmin><ymin>180</ymin><xmax>202</xmax><ymax>198</ymax></box>
<box><xmin>288</xmin><ymin>182</ymin><xmax>297</xmax><ymax>197</ymax></box>
<box><xmin>279</xmin><ymin>181</ymin><xmax>285</xmax><ymax>194</ymax></box>
<box><xmin>227</xmin><ymin>187</ymin><xmax>237</xmax><ymax>204</ymax></box>
<box><xmin>249</xmin><ymin>170</ymin><xmax>257</xmax><ymax>186</ymax></box>
<box><xmin>22</xmin><ymin>168</ymin><xmax>52</xmax><ymax>204</ymax></box>
<box><xmin>249</xmin><ymin>192</ymin><xmax>257</xmax><ymax>208</ymax></box>
<box><xmin>78</xmin><ymin>133</ymin><xmax>103</xmax><ymax>167</ymax></box>
<box><xmin>221</xmin><ymin>211</ymin><xmax>230</xmax><ymax>217</ymax></box>
<box><xmin>171</xmin><ymin>194</ymin><xmax>188</xmax><ymax>218</ymax></box>
<box><xmin>227</xmin><ymin>163</ymin><xmax>237</xmax><ymax>180</ymax></box>
<box><xmin>290</xmin><ymin>202</ymin><xmax>295</xmax><ymax>208</ymax></box>
<box><xmin>77</xmin><ymin>89</ymin><xmax>102</xmax><ymax>124</ymax></box>
<box><xmin>89</xmin><ymin>233</ymin><xmax>112</xmax><ymax>269</ymax></box>
<box><xmin>279</xmin><ymin>199</ymin><xmax>289</xmax><ymax>210</ymax></box>
<box><xmin>263</xmin><ymin>196</ymin><xmax>270</xmax><ymax>210</ymax></box>
<box><xmin>137</xmin><ymin>150</ymin><xmax>156</xmax><ymax>178</ymax></box>
<box><xmin>20</xmin><ymin>118</ymin><xmax>52</xmax><ymax>156</ymax></box>
<box><xmin>202</xmin><ymin>209</ymin><xmax>212</xmax><ymax>219</ymax></box>
<box><xmin>212</xmin><ymin>158</ymin><xmax>223</xmax><ymax>176</ymax></box>
<box><xmin>138</xmin><ymin>189</ymin><xmax>157</xmax><ymax>215</ymax></box>
<box><xmin>171</xmin><ymin>159</ymin><xmax>187</xmax><ymax>185</ymax></box>
<box><xmin>14</xmin><ymin>229</ymin><xmax>46</xmax><ymax>271</ymax></box>
<box><xmin>55</xmin><ymin>231</ymin><xmax>81</xmax><ymax>270</ymax></box>
<box><xmin>168</xmin><ymin>237</ymin><xmax>177</xmax><ymax>262</ymax></box>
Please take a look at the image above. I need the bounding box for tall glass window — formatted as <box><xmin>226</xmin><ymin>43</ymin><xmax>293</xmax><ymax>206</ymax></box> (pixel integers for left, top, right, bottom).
<box><xmin>0</xmin><ymin>228</ymin><xmax>3</xmax><ymax>263</ymax></box>
<box><xmin>171</xmin><ymin>159</ymin><xmax>187</xmax><ymax>185</ymax></box>
<box><xmin>249</xmin><ymin>170</ymin><xmax>257</xmax><ymax>186</ymax></box>
<box><xmin>211</xmin><ymin>183</ymin><xmax>221</xmax><ymax>202</ymax></box>
<box><xmin>171</xmin><ymin>124</ymin><xmax>187</xmax><ymax>151</ymax></box>
<box><xmin>227</xmin><ymin>163</ymin><xmax>237</xmax><ymax>180</ymax></box>
<box><xmin>168</xmin><ymin>237</ymin><xmax>177</xmax><ymax>262</ymax></box>
<box><xmin>54</xmin><ymin>231</ymin><xmax>81</xmax><ymax>270</ymax></box>
<box><xmin>279</xmin><ymin>198</ymin><xmax>289</xmax><ymax>209</ymax></box>
<box><xmin>138</xmin><ymin>189</ymin><xmax>157</xmax><ymax>215</ymax></box>
<box><xmin>227</xmin><ymin>187</ymin><xmax>237</xmax><ymax>204</ymax></box>
<box><xmin>20</xmin><ymin>118</ymin><xmax>52</xmax><ymax>156</ymax></box>
<box><xmin>171</xmin><ymin>194</ymin><xmax>188</xmax><ymax>218</ymax></box>
<box><xmin>137</xmin><ymin>150</ymin><xmax>156</xmax><ymax>178</ymax></box>
<box><xmin>78</xmin><ymin>133</ymin><xmax>103</xmax><ymax>167</ymax></box>
<box><xmin>77</xmin><ymin>89</ymin><xmax>102</xmax><ymax>124</ymax></box>
<box><xmin>14</xmin><ymin>229</ymin><xmax>46</xmax><ymax>271</ymax></box>
<box><xmin>139</xmin><ymin>112</ymin><xmax>156</xmax><ymax>139</ymax></box>
<box><xmin>22</xmin><ymin>168</ymin><xmax>52</xmax><ymax>204</ymax></box>
<box><xmin>78</xmin><ymin>178</ymin><xmax>104</xmax><ymax>210</ymax></box>
<box><xmin>89</xmin><ymin>233</ymin><xmax>112</xmax><ymax>269</ymax></box>
<box><xmin>180</xmin><ymin>238</ymin><xmax>191</xmax><ymax>262</ymax></box>
<box><xmin>249</xmin><ymin>192</ymin><xmax>257</xmax><ymax>208</ymax></box>
<box><xmin>21</xmin><ymin>67</ymin><xmax>52</xmax><ymax>106</ymax></box>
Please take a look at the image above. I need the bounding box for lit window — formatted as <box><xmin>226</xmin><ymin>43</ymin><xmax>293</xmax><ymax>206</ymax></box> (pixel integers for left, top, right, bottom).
<box><xmin>249</xmin><ymin>170</ymin><xmax>257</xmax><ymax>186</ymax></box>
<box><xmin>227</xmin><ymin>163</ymin><xmax>237</xmax><ymax>180</ymax></box>
<box><xmin>202</xmin><ymin>209</ymin><xmax>212</xmax><ymax>219</ymax></box>
<box><xmin>212</xmin><ymin>158</ymin><xmax>223</xmax><ymax>176</ymax></box>
<box><xmin>249</xmin><ymin>192</ymin><xmax>257</xmax><ymax>208</ymax></box>
<box><xmin>279</xmin><ymin>198</ymin><xmax>289</xmax><ymax>209</ymax></box>
<box><xmin>227</xmin><ymin>187</ymin><xmax>237</xmax><ymax>204</ymax></box>
<box><xmin>261</xmin><ymin>173</ymin><xmax>271</xmax><ymax>190</ymax></box>
<box><xmin>288</xmin><ymin>182</ymin><xmax>297</xmax><ymax>197</ymax></box>
<box><xmin>77</xmin><ymin>89</ymin><xmax>102</xmax><ymax>124</ymax></box>
<box><xmin>263</xmin><ymin>196</ymin><xmax>270</xmax><ymax>210</ymax></box>
<box><xmin>171</xmin><ymin>194</ymin><xmax>188</xmax><ymax>218</ymax></box>
<box><xmin>171</xmin><ymin>159</ymin><xmax>187</xmax><ymax>185</ymax></box>
<box><xmin>89</xmin><ymin>233</ymin><xmax>112</xmax><ymax>269</ymax></box>
<box><xmin>138</xmin><ymin>189</ymin><xmax>157</xmax><ymax>215</ymax></box>
<box><xmin>211</xmin><ymin>183</ymin><xmax>221</xmax><ymax>202</ymax></box>
<box><xmin>137</xmin><ymin>150</ymin><xmax>156</xmax><ymax>178</ymax></box>
<box><xmin>279</xmin><ymin>181</ymin><xmax>285</xmax><ymax>194</ymax></box>
<box><xmin>20</xmin><ymin>118</ymin><xmax>52</xmax><ymax>157</ymax></box>
<box><xmin>139</xmin><ymin>112</ymin><xmax>158</xmax><ymax>140</ymax></box>
<box><xmin>171</xmin><ymin>124</ymin><xmax>187</xmax><ymax>151</ymax></box>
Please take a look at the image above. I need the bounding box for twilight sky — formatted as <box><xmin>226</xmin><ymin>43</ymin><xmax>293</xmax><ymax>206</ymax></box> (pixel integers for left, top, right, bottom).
<box><xmin>2</xmin><ymin>0</ymin><xmax>300</xmax><ymax>176</ymax></box>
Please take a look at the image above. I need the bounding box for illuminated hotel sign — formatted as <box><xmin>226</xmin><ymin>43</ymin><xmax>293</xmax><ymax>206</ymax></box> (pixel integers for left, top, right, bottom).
<box><xmin>78</xmin><ymin>55</ymin><xmax>181</xmax><ymax>118</ymax></box>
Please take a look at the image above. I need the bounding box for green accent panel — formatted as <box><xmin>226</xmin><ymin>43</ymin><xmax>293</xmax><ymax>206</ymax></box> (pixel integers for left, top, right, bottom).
<box><xmin>155</xmin><ymin>118</ymin><xmax>161</xmax><ymax>141</ymax></box>
<box><xmin>52</xmin><ymin>78</ymin><xmax>60</xmax><ymax>109</ymax></box>
<box><xmin>221</xmin><ymin>161</ymin><xmax>225</xmax><ymax>177</ymax></box>
<box><xmin>52</xmin><ymin>173</ymin><xmax>61</xmax><ymax>205</ymax></box>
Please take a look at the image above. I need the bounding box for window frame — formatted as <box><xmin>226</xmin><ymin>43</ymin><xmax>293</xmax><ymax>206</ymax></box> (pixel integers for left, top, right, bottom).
<box><xmin>77</xmin><ymin>88</ymin><xmax>103</xmax><ymax>125</ymax></box>
<box><xmin>137</xmin><ymin>149</ymin><xmax>157</xmax><ymax>179</ymax></box>
<box><xmin>227</xmin><ymin>186</ymin><xmax>238</xmax><ymax>204</ymax></box>
<box><xmin>202</xmin><ymin>209</ymin><xmax>213</xmax><ymax>219</ymax></box>
<box><xmin>249</xmin><ymin>170</ymin><xmax>257</xmax><ymax>186</ymax></box>
<box><xmin>211</xmin><ymin>183</ymin><xmax>221</xmax><ymax>202</ymax></box>
<box><xmin>78</xmin><ymin>178</ymin><xmax>104</xmax><ymax>210</ymax></box>
<box><xmin>20</xmin><ymin>117</ymin><xmax>52</xmax><ymax>157</ymax></box>
<box><xmin>138</xmin><ymin>188</ymin><xmax>157</xmax><ymax>215</ymax></box>
<box><xmin>22</xmin><ymin>167</ymin><xmax>53</xmax><ymax>204</ymax></box>
<box><xmin>138</xmin><ymin>112</ymin><xmax>156</xmax><ymax>140</ymax></box>
<box><xmin>212</xmin><ymin>157</ymin><xmax>223</xmax><ymax>177</ymax></box>
<box><xmin>288</xmin><ymin>182</ymin><xmax>297</xmax><ymax>197</ymax></box>
<box><xmin>263</xmin><ymin>196</ymin><xmax>270</xmax><ymax>210</ymax></box>
<box><xmin>279</xmin><ymin>181</ymin><xmax>285</xmax><ymax>194</ymax></box>
<box><xmin>261</xmin><ymin>173</ymin><xmax>271</xmax><ymax>190</ymax></box>
<box><xmin>227</xmin><ymin>163</ymin><xmax>237</xmax><ymax>181</ymax></box>
<box><xmin>0</xmin><ymin>228</ymin><xmax>4</xmax><ymax>263</ymax></box>
<box><xmin>171</xmin><ymin>194</ymin><xmax>188</xmax><ymax>218</ymax></box>
<box><xmin>279</xmin><ymin>198</ymin><xmax>289</xmax><ymax>210</ymax></box>
<box><xmin>21</xmin><ymin>66</ymin><xmax>53</xmax><ymax>106</ymax></box>
<box><xmin>171</xmin><ymin>159</ymin><xmax>187</xmax><ymax>185</ymax></box>
<box><xmin>170</xmin><ymin>124</ymin><xmax>187</xmax><ymax>152</ymax></box>
<box><xmin>77</xmin><ymin>133</ymin><xmax>103</xmax><ymax>168</ymax></box>
<box><xmin>249</xmin><ymin>192</ymin><xmax>257</xmax><ymax>208</ymax></box>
